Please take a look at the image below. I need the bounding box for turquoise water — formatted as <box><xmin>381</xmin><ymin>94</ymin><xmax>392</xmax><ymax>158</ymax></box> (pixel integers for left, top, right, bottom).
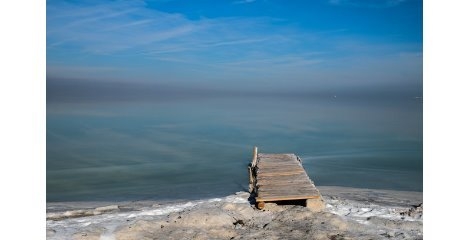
<box><xmin>47</xmin><ymin>96</ymin><xmax>422</xmax><ymax>202</ymax></box>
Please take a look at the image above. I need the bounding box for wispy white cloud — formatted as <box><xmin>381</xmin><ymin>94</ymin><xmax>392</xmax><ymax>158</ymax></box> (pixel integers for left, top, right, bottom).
<box><xmin>329</xmin><ymin>0</ymin><xmax>407</xmax><ymax>8</ymax></box>
<box><xmin>47</xmin><ymin>2</ymin><xmax>202</xmax><ymax>54</ymax></box>
<box><xmin>47</xmin><ymin>2</ymin><xmax>275</xmax><ymax>54</ymax></box>
<box><xmin>233</xmin><ymin>0</ymin><xmax>257</xmax><ymax>4</ymax></box>
<box><xmin>47</xmin><ymin>1</ymin><xmax>321</xmax><ymax>74</ymax></box>
<box><xmin>210</xmin><ymin>37</ymin><xmax>269</xmax><ymax>47</ymax></box>
<box><xmin>104</xmin><ymin>19</ymin><xmax>154</xmax><ymax>31</ymax></box>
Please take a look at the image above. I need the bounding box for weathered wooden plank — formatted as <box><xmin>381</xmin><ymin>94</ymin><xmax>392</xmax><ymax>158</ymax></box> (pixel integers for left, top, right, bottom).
<box><xmin>258</xmin><ymin>185</ymin><xmax>318</xmax><ymax>192</ymax></box>
<box><xmin>257</xmin><ymin>172</ymin><xmax>308</xmax><ymax>177</ymax></box>
<box><xmin>258</xmin><ymin>153</ymin><xmax>297</xmax><ymax>157</ymax></box>
<box><xmin>258</xmin><ymin>172</ymin><xmax>305</xmax><ymax>176</ymax></box>
<box><xmin>258</xmin><ymin>189</ymin><xmax>318</xmax><ymax>196</ymax></box>
<box><xmin>257</xmin><ymin>170</ymin><xmax>304</xmax><ymax>174</ymax></box>
<box><xmin>259</xmin><ymin>155</ymin><xmax>298</xmax><ymax>159</ymax></box>
<box><xmin>258</xmin><ymin>159</ymin><xmax>298</xmax><ymax>163</ymax></box>
<box><xmin>256</xmin><ymin>177</ymin><xmax>312</xmax><ymax>184</ymax></box>
<box><xmin>257</xmin><ymin>162</ymin><xmax>302</xmax><ymax>166</ymax></box>
<box><xmin>257</xmin><ymin>166</ymin><xmax>303</xmax><ymax>170</ymax></box>
<box><xmin>257</xmin><ymin>171</ymin><xmax>306</xmax><ymax>177</ymax></box>
<box><xmin>258</xmin><ymin>185</ymin><xmax>307</xmax><ymax>190</ymax></box>
<box><xmin>258</xmin><ymin>192</ymin><xmax>320</xmax><ymax>198</ymax></box>
<box><xmin>257</xmin><ymin>163</ymin><xmax>301</xmax><ymax>167</ymax></box>
<box><xmin>258</xmin><ymin>190</ymin><xmax>320</xmax><ymax>196</ymax></box>
<box><xmin>257</xmin><ymin>165</ymin><xmax>303</xmax><ymax>170</ymax></box>
<box><xmin>258</xmin><ymin>194</ymin><xmax>321</xmax><ymax>200</ymax></box>
<box><xmin>256</xmin><ymin>195</ymin><xmax>321</xmax><ymax>202</ymax></box>
<box><xmin>258</xmin><ymin>160</ymin><xmax>299</xmax><ymax>164</ymax></box>
<box><xmin>258</xmin><ymin>190</ymin><xmax>319</xmax><ymax>195</ymax></box>
<box><xmin>257</xmin><ymin>168</ymin><xmax>304</xmax><ymax>173</ymax></box>
<box><xmin>257</xmin><ymin>170</ymin><xmax>304</xmax><ymax>175</ymax></box>
<box><xmin>257</xmin><ymin>179</ymin><xmax>317</xmax><ymax>187</ymax></box>
<box><xmin>258</xmin><ymin>183</ymin><xmax>315</xmax><ymax>191</ymax></box>
<box><xmin>258</xmin><ymin>159</ymin><xmax>300</xmax><ymax>164</ymax></box>
<box><xmin>257</xmin><ymin>178</ymin><xmax>309</xmax><ymax>183</ymax></box>
<box><xmin>257</xmin><ymin>165</ymin><xmax>300</xmax><ymax>168</ymax></box>
<box><xmin>256</xmin><ymin>172</ymin><xmax>308</xmax><ymax>178</ymax></box>
<box><xmin>257</xmin><ymin>174</ymin><xmax>308</xmax><ymax>180</ymax></box>
<box><xmin>258</xmin><ymin>182</ymin><xmax>316</xmax><ymax>188</ymax></box>
<box><xmin>258</xmin><ymin>190</ymin><xmax>320</xmax><ymax>198</ymax></box>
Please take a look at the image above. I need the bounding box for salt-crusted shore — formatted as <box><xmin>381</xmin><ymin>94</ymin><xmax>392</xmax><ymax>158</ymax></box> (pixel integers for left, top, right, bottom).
<box><xmin>46</xmin><ymin>186</ymin><xmax>423</xmax><ymax>240</ymax></box>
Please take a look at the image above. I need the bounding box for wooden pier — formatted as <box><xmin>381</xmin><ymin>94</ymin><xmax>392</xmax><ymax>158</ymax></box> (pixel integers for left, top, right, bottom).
<box><xmin>248</xmin><ymin>147</ymin><xmax>325</xmax><ymax>211</ymax></box>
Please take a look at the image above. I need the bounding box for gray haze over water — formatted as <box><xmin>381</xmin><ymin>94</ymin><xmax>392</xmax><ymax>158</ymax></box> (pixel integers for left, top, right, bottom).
<box><xmin>47</xmin><ymin>80</ymin><xmax>422</xmax><ymax>202</ymax></box>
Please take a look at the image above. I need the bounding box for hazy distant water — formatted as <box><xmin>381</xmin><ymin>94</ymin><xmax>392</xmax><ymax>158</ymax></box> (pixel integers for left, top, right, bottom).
<box><xmin>47</xmin><ymin>96</ymin><xmax>422</xmax><ymax>202</ymax></box>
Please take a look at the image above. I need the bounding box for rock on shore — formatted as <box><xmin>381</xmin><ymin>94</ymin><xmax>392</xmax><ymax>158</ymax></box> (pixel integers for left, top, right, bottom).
<box><xmin>47</xmin><ymin>187</ymin><xmax>422</xmax><ymax>240</ymax></box>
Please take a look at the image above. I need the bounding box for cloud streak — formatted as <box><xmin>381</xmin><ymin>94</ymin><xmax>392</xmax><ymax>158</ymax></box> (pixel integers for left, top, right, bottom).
<box><xmin>233</xmin><ymin>0</ymin><xmax>257</xmax><ymax>4</ymax></box>
<box><xmin>328</xmin><ymin>0</ymin><xmax>407</xmax><ymax>8</ymax></box>
<box><xmin>47</xmin><ymin>1</ymin><xmax>327</xmax><ymax>78</ymax></box>
<box><xmin>48</xmin><ymin>2</ymin><xmax>269</xmax><ymax>53</ymax></box>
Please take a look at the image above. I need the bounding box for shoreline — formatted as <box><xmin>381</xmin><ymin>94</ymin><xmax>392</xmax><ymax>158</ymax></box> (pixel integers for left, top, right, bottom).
<box><xmin>46</xmin><ymin>186</ymin><xmax>422</xmax><ymax>210</ymax></box>
<box><xmin>47</xmin><ymin>186</ymin><xmax>422</xmax><ymax>239</ymax></box>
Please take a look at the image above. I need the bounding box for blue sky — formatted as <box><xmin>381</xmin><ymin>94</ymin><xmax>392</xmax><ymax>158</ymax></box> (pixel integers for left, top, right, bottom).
<box><xmin>47</xmin><ymin>0</ymin><xmax>422</xmax><ymax>93</ymax></box>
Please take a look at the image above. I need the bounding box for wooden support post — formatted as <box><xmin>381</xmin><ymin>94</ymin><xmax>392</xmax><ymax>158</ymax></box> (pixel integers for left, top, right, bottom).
<box><xmin>256</xmin><ymin>201</ymin><xmax>265</xmax><ymax>210</ymax></box>
<box><xmin>251</xmin><ymin>146</ymin><xmax>258</xmax><ymax>167</ymax></box>
<box><xmin>249</xmin><ymin>146</ymin><xmax>258</xmax><ymax>194</ymax></box>
<box><xmin>248</xmin><ymin>166</ymin><xmax>253</xmax><ymax>193</ymax></box>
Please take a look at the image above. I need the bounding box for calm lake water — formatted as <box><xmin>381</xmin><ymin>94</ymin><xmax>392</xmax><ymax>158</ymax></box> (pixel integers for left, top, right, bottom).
<box><xmin>47</xmin><ymin>96</ymin><xmax>422</xmax><ymax>202</ymax></box>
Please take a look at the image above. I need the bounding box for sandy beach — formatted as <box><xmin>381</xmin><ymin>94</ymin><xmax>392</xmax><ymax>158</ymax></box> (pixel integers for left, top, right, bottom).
<box><xmin>46</xmin><ymin>186</ymin><xmax>422</xmax><ymax>239</ymax></box>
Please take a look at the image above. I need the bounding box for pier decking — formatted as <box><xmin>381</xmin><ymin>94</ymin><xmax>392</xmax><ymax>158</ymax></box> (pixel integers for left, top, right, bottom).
<box><xmin>248</xmin><ymin>147</ymin><xmax>325</xmax><ymax>211</ymax></box>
